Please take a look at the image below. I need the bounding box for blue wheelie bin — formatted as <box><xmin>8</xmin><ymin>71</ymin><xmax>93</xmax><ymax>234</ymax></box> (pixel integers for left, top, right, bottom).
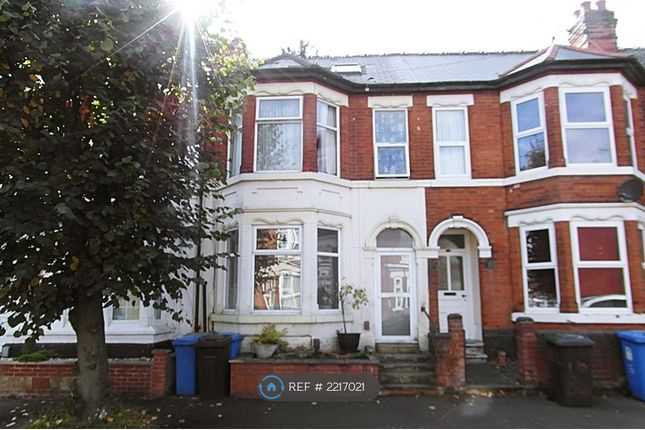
<box><xmin>221</xmin><ymin>332</ymin><xmax>245</xmax><ymax>359</ymax></box>
<box><xmin>617</xmin><ymin>331</ymin><xmax>645</xmax><ymax>401</ymax></box>
<box><xmin>172</xmin><ymin>334</ymin><xmax>204</xmax><ymax>396</ymax></box>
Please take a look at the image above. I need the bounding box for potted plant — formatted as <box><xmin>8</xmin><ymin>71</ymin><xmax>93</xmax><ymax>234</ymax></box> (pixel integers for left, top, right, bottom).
<box><xmin>337</xmin><ymin>284</ymin><xmax>369</xmax><ymax>353</ymax></box>
<box><xmin>253</xmin><ymin>323</ymin><xmax>288</xmax><ymax>358</ymax></box>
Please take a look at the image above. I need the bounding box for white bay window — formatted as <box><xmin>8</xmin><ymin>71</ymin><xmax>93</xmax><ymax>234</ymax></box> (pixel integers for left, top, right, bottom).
<box><xmin>253</xmin><ymin>227</ymin><xmax>302</xmax><ymax>311</ymax></box>
<box><xmin>317</xmin><ymin>100</ymin><xmax>339</xmax><ymax>175</ymax></box>
<box><xmin>520</xmin><ymin>225</ymin><xmax>559</xmax><ymax>310</ymax></box>
<box><xmin>255</xmin><ymin>97</ymin><xmax>302</xmax><ymax>172</ymax></box>
<box><xmin>560</xmin><ymin>88</ymin><xmax>615</xmax><ymax>165</ymax></box>
<box><xmin>511</xmin><ymin>94</ymin><xmax>548</xmax><ymax>172</ymax></box>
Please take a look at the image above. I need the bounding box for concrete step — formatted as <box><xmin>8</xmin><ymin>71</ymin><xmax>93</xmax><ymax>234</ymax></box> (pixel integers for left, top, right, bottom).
<box><xmin>466</xmin><ymin>340</ymin><xmax>488</xmax><ymax>364</ymax></box>
<box><xmin>379</xmin><ymin>361</ymin><xmax>434</xmax><ymax>373</ymax></box>
<box><xmin>375</xmin><ymin>343</ymin><xmax>420</xmax><ymax>354</ymax></box>
<box><xmin>375</xmin><ymin>352</ymin><xmax>432</xmax><ymax>363</ymax></box>
<box><xmin>380</xmin><ymin>370</ymin><xmax>435</xmax><ymax>385</ymax></box>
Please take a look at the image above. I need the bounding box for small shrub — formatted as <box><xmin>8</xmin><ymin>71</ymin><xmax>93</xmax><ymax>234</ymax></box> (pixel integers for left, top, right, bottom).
<box><xmin>253</xmin><ymin>323</ymin><xmax>288</xmax><ymax>350</ymax></box>
<box><xmin>15</xmin><ymin>349</ymin><xmax>57</xmax><ymax>362</ymax></box>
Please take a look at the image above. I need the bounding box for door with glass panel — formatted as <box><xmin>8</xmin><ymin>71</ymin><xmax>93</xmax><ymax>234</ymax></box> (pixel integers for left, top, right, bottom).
<box><xmin>376</xmin><ymin>252</ymin><xmax>416</xmax><ymax>341</ymax></box>
<box><xmin>436</xmin><ymin>233</ymin><xmax>477</xmax><ymax>339</ymax></box>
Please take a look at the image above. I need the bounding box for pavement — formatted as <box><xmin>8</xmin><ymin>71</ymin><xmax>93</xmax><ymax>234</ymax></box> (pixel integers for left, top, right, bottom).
<box><xmin>2</xmin><ymin>391</ymin><xmax>645</xmax><ymax>428</ymax></box>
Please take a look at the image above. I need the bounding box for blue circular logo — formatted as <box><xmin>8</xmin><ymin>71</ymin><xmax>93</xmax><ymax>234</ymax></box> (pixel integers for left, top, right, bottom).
<box><xmin>258</xmin><ymin>374</ymin><xmax>285</xmax><ymax>400</ymax></box>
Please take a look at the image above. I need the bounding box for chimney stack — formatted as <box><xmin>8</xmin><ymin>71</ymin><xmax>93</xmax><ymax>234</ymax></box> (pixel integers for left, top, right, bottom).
<box><xmin>568</xmin><ymin>1</ymin><xmax>618</xmax><ymax>52</ymax></box>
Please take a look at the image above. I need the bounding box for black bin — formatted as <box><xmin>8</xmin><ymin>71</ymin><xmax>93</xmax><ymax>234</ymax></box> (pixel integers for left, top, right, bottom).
<box><xmin>544</xmin><ymin>333</ymin><xmax>595</xmax><ymax>407</ymax></box>
<box><xmin>195</xmin><ymin>334</ymin><xmax>232</xmax><ymax>399</ymax></box>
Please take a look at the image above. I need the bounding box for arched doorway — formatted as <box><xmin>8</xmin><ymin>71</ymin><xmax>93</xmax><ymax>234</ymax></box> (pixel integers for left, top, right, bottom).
<box><xmin>428</xmin><ymin>216</ymin><xmax>490</xmax><ymax>342</ymax></box>
<box><xmin>375</xmin><ymin>228</ymin><xmax>417</xmax><ymax>342</ymax></box>
<box><xmin>436</xmin><ymin>230</ymin><xmax>482</xmax><ymax>341</ymax></box>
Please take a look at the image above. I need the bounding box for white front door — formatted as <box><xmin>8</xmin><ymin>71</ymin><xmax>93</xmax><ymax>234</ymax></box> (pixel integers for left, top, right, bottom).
<box><xmin>436</xmin><ymin>233</ymin><xmax>480</xmax><ymax>340</ymax></box>
<box><xmin>376</xmin><ymin>252</ymin><xmax>416</xmax><ymax>342</ymax></box>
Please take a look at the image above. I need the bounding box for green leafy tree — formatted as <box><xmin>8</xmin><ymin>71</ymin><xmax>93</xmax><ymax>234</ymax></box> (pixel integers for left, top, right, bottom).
<box><xmin>0</xmin><ymin>0</ymin><xmax>253</xmax><ymax>416</ymax></box>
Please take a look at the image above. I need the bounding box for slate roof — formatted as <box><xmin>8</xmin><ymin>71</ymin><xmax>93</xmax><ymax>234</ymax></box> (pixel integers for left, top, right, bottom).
<box><xmin>257</xmin><ymin>47</ymin><xmax>645</xmax><ymax>88</ymax></box>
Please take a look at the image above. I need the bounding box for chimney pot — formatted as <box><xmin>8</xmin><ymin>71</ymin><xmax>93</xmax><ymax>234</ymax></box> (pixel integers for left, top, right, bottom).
<box><xmin>581</xmin><ymin>1</ymin><xmax>591</xmax><ymax>11</ymax></box>
<box><xmin>596</xmin><ymin>0</ymin><xmax>606</xmax><ymax>10</ymax></box>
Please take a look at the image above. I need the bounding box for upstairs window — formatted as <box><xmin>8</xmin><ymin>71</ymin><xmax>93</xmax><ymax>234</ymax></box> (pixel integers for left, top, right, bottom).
<box><xmin>433</xmin><ymin>108</ymin><xmax>471</xmax><ymax>177</ymax></box>
<box><xmin>512</xmin><ymin>94</ymin><xmax>548</xmax><ymax>172</ymax></box>
<box><xmin>520</xmin><ymin>225</ymin><xmax>559</xmax><ymax>310</ymax></box>
<box><xmin>255</xmin><ymin>97</ymin><xmax>302</xmax><ymax>172</ymax></box>
<box><xmin>625</xmin><ymin>97</ymin><xmax>637</xmax><ymax>168</ymax></box>
<box><xmin>373</xmin><ymin>109</ymin><xmax>409</xmax><ymax>177</ymax></box>
<box><xmin>228</xmin><ymin>113</ymin><xmax>243</xmax><ymax>177</ymax></box>
<box><xmin>560</xmin><ymin>88</ymin><xmax>615</xmax><ymax>165</ymax></box>
<box><xmin>317</xmin><ymin>100</ymin><xmax>338</xmax><ymax>175</ymax></box>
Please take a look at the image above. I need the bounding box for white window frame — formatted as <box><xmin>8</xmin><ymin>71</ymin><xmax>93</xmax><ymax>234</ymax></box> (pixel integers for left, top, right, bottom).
<box><xmin>624</xmin><ymin>96</ymin><xmax>637</xmax><ymax>170</ymax></box>
<box><xmin>511</xmin><ymin>92</ymin><xmax>549</xmax><ymax>174</ymax></box>
<box><xmin>316</xmin><ymin>99</ymin><xmax>340</xmax><ymax>176</ymax></box>
<box><xmin>570</xmin><ymin>221</ymin><xmax>632</xmax><ymax>314</ymax></box>
<box><xmin>519</xmin><ymin>224</ymin><xmax>560</xmax><ymax>312</ymax></box>
<box><xmin>432</xmin><ymin>106</ymin><xmax>472</xmax><ymax>179</ymax></box>
<box><xmin>109</xmin><ymin>296</ymin><xmax>145</xmax><ymax>325</ymax></box>
<box><xmin>372</xmin><ymin>108</ymin><xmax>410</xmax><ymax>178</ymax></box>
<box><xmin>252</xmin><ymin>225</ymin><xmax>302</xmax><ymax>313</ymax></box>
<box><xmin>227</xmin><ymin>113</ymin><xmax>243</xmax><ymax>178</ymax></box>
<box><xmin>316</xmin><ymin>227</ymin><xmax>341</xmax><ymax>311</ymax></box>
<box><xmin>639</xmin><ymin>223</ymin><xmax>645</xmax><ymax>270</ymax></box>
<box><xmin>254</xmin><ymin>96</ymin><xmax>303</xmax><ymax>173</ymax></box>
<box><xmin>559</xmin><ymin>87</ymin><xmax>616</xmax><ymax>166</ymax></box>
<box><xmin>224</xmin><ymin>229</ymin><xmax>239</xmax><ymax>311</ymax></box>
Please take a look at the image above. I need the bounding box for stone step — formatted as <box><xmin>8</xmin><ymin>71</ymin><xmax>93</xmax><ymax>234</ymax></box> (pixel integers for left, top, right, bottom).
<box><xmin>375</xmin><ymin>353</ymin><xmax>432</xmax><ymax>363</ymax></box>
<box><xmin>465</xmin><ymin>340</ymin><xmax>488</xmax><ymax>363</ymax></box>
<box><xmin>375</xmin><ymin>343</ymin><xmax>420</xmax><ymax>354</ymax></box>
<box><xmin>379</xmin><ymin>361</ymin><xmax>434</xmax><ymax>373</ymax></box>
<box><xmin>379</xmin><ymin>370</ymin><xmax>435</xmax><ymax>385</ymax></box>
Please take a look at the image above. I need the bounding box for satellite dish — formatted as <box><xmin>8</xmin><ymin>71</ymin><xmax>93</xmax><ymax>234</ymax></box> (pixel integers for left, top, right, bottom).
<box><xmin>617</xmin><ymin>178</ymin><xmax>644</xmax><ymax>202</ymax></box>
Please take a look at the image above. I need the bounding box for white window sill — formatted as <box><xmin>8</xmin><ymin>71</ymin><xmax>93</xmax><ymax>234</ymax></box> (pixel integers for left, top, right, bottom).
<box><xmin>512</xmin><ymin>312</ymin><xmax>645</xmax><ymax>324</ymax></box>
<box><xmin>210</xmin><ymin>313</ymin><xmax>350</xmax><ymax>325</ymax></box>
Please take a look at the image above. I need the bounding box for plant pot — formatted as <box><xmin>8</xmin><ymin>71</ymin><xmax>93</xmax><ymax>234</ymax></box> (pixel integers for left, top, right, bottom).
<box><xmin>337</xmin><ymin>333</ymin><xmax>361</xmax><ymax>353</ymax></box>
<box><xmin>255</xmin><ymin>343</ymin><xmax>278</xmax><ymax>358</ymax></box>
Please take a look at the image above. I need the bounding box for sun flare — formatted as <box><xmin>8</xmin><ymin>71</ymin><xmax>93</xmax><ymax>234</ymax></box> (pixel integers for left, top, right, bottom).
<box><xmin>170</xmin><ymin>0</ymin><xmax>209</xmax><ymax>23</ymax></box>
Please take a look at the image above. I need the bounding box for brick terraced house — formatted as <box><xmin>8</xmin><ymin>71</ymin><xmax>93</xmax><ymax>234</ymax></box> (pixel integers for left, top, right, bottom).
<box><xmin>1</xmin><ymin>1</ymin><xmax>644</xmax><ymax>388</ymax></box>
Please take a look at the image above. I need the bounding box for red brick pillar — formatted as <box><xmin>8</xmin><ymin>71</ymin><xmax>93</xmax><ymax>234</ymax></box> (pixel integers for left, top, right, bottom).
<box><xmin>435</xmin><ymin>314</ymin><xmax>465</xmax><ymax>391</ymax></box>
<box><xmin>150</xmin><ymin>349</ymin><xmax>173</xmax><ymax>398</ymax></box>
<box><xmin>515</xmin><ymin>317</ymin><xmax>537</xmax><ymax>384</ymax></box>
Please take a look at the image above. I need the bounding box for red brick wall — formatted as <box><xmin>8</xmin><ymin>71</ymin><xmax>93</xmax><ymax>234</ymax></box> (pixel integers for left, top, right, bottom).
<box><xmin>342</xmin><ymin>94</ymin><xmax>373</xmax><ymax>180</ymax></box>
<box><xmin>0</xmin><ymin>350</ymin><xmax>173</xmax><ymax>398</ymax></box>
<box><xmin>409</xmin><ymin>94</ymin><xmax>434</xmax><ymax>179</ymax></box>
<box><xmin>240</xmin><ymin>95</ymin><xmax>256</xmax><ymax>174</ymax></box>
<box><xmin>636</xmin><ymin>90</ymin><xmax>645</xmax><ymax>170</ymax></box>
<box><xmin>434</xmin><ymin>314</ymin><xmax>465</xmax><ymax>391</ymax></box>
<box><xmin>426</xmin><ymin>187</ymin><xmax>514</xmax><ymax>330</ymax></box>
<box><xmin>611</xmin><ymin>85</ymin><xmax>632</xmax><ymax>166</ymax></box>
<box><xmin>230</xmin><ymin>360</ymin><xmax>379</xmax><ymax>399</ymax></box>
<box><xmin>544</xmin><ymin>87</ymin><xmax>566</xmax><ymax>168</ymax></box>
<box><xmin>515</xmin><ymin>319</ymin><xmax>626</xmax><ymax>389</ymax></box>
<box><xmin>505</xmin><ymin>175</ymin><xmax>635</xmax><ymax>211</ymax></box>
<box><xmin>302</xmin><ymin>94</ymin><xmax>317</xmax><ymax>172</ymax></box>
<box><xmin>470</xmin><ymin>91</ymin><xmax>505</xmax><ymax>179</ymax></box>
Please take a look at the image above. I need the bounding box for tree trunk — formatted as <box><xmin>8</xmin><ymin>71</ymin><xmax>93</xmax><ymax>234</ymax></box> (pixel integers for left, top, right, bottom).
<box><xmin>69</xmin><ymin>292</ymin><xmax>109</xmax><ymax>418</ymax></box>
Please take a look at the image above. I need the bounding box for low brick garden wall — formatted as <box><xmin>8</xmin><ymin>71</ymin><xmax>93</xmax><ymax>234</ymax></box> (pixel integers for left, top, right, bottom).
<box><xmin>0</xmin><ymin>349</ymin><xmax>174</xmax><ymax>398</ymax></box>
<box><xmin>230</xmin><ymin>358</ymin><xmax>379</xmax><ymax>399</ymax></box>
<box><xmin>515</xmin><ymin>318</ymin><xmax>626</xmax><ymax>390</ymax></box>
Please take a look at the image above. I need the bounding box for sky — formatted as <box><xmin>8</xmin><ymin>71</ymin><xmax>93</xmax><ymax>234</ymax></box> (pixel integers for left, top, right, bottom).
<box><xmin>222</xmin><ymin>0</ymin><xmax>645</xmax><ymax>59</ymax></box>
